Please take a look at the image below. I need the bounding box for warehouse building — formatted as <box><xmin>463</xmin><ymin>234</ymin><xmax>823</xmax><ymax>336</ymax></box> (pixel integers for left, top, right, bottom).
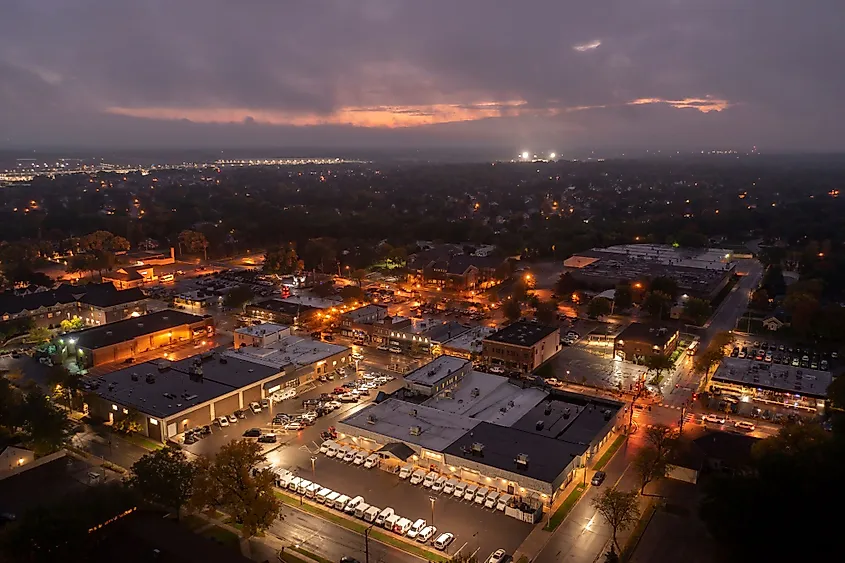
<box><xmin>55</xmin><ymin>310</ymin><xmax>213</xmax><ymax>368</ymax></box>
<box><xmin>338</xmin><ymin>366</ymin><xmax>624</xmax><ymax>506</ymax></box>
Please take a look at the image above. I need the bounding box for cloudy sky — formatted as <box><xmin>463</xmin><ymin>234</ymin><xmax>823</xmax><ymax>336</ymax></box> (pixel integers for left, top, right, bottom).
<box><xmin>2</xmin><ymin>0</ymin><xmax>843</xmax><ymax>152</ymax></box>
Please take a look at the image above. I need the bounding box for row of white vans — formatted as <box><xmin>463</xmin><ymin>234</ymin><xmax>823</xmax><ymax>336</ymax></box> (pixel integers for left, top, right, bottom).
<box><xmin>276</xmin><ymin>469</ymin><xmax>455</xmax><ymax>550</ymax></box>
<box><xmin>320</xmin><ymin>440</ymin><xmax>513</xmax><ymax>512</ymax></box>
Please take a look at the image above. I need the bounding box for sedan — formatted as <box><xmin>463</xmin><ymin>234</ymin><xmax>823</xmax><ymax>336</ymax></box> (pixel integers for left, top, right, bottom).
<box><xmin>249</xmin><ymin>402</ymin><xmax>262</xmax><ymax>414</ymax></box>
<box><xmin>257</xmin><ymin>433</ymin><xmax>277</xmax><ymax>443</ymax></box>
<box><xmin>242</xmin><ymin>428</ymin><xmax>262</xmax><ymax>438</ymax></box>
<box><xmin>591</xmin><ymin>471</ymin><xmax>606</xmax><ymax>486</ymax></box>
<box><xmin>703</xmin><ymin>414</ymin><xmax>727</xmax><ymax>424</ymax></box>
<box><xmin>485</xmin><ymin>549</ymin><xmax>509</xmax><ymax>563</ymax></box>
<box><xmin>227</xmin><ymin>414</ymin><xmax>238</xmax><ymax>424</ymax></box>
<box><xmin>734</xmin><ymin>421</ymin><xmax>755</xmax><ymax>432</ymax></box>
<box><xmin>218</xmin><ymin>416</ymin><xmax>230</xmax><ymax>427</ymax></box>
<box><xmin>284</xmin><ymin>421</ymin><xmax>304</xmax><ymax>431</ymax></box>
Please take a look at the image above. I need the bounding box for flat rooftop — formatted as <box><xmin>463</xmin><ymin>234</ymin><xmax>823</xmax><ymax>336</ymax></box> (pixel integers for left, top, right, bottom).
<box><xmin>713</xmin><ymin>357</ymin><xmax>832</xmax><ymax>399</ymax></box>
<box><xmin>93</xmin><ymin>354</ymin><xmax>280</xmax><ymax>418</ymax></box>
<box><xmin>615</xmin><ymin>323</ymin><xmax>678</xmax><ymax>346</ymax></box>
<box><xmin>281</xmin><ymin>295</ymin><xmax>341</xmax><ymax>309</ymax></box>
<box><xmin>340</xmin><ymin>398</ymin><xmax>482</xmax><ymax>452</ymax></box>
<box><xmin>443</xmin><ymin>422</ymin><xmax>585</xmax><ymax>484</ymax></box>
<box><xmin>404</xmin><ymin>355</ymin><xmax>470</xmax><ymax>387</ymax></box>
<box><xmin>249</xmin><ymin>299</ymin><xmax>317</xmax><ymax>315</ymax></box>
<box><xmin>235</xmin><ymin>323</ymin><xmax>288</xmax><ymax>337</ymax></box>
<box><xmin>342</xmin><ymin>304</ymin><xmax>387</xmax><ymax>322</ymax></box>
<box><xmin>511</xmin><ymin>394</ymin><xmax>625</xmax><ymax>446</ymax></box>
<box><xmin>442</xmin><ymin>325</ymin><xmax>495</xmax><ymax>353</ymax></box>
<box><xmin>70</xmin><ymin>310</ymin><xmax>207</xmax><ymax>350</ymax></box>
<box><xmin>485</xmin><ymin>321</ymin><xmax>558</xmax><ymax>347</ymax></box>
<box><xmin>225</xmin><ymin>334</ymin><xmax>348</xmax><ymax>369</ymax></box>
<box><xmin>420</xmin><ymin>321</ymin><xmax>472</xmax><ymax>343</ymax></box>
<box><xmin>422</xmin><ymin>371</ymin><xmax>548</xmax><ymax>426</ymax></box>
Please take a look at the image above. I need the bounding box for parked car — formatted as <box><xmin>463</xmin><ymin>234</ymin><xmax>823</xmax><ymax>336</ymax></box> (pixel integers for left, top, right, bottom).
<box><xmin>227</xmin><ymin>414</ymin><xmax>238</xmax><ymax>424</ymax></box>
<box><xmin>489</xmin><ymin>365</ymin><xmax>505</xmax><ymax>375</ymax></box>
<box><xmin>363</xmin><ymin>454</ymin><xmax>379</xmax><ymax>468</ymax></box>
<box><xmin>258</xmin><ymin>433</ymin><xmax>277</xmax><ymax>443</ymax></box>
<box><xmin>703</xmin><ymin>414</ymin><xmax>726</xmax><ymax>424</ymax></box>
<box><xmin>234</xmin><ymin>409</ymin><xmax>247</xmax><ymax>419</ymax></box>
<box><xmin>218</xmin><ymin>416</ymin><xmax>229</xmax><ymax>427</ymax></box>
<box><xmin>591</xmin><ymin>471</ymin><xmax>606</xmax><ymax>486</ymax></box>
<box><xmin>249</xmin><ymin>402</ymin><xmax>262</xmax><ymax>414</ymax></box>
<box><xmin>734</xmin><ymin>421</ymin><xmax>755</xmax><ymax>432</ymax></box>
<box><xmin>284</xmin><ymin>421</ymin><xmax>304</xmax><ymax>431</ymax></box>
<box><xmin>242</xmin><ymin>428</ymin><xmax>262</xmax><ymax>438</ymax></box>
<box><xmin>417</xmin><ymin>525</ymin><xmax>437</xmax><ymax>543</ymax></box>
<box><xmin>434</xmin><ymin>532</ymin><xmax>455</xmax><ymax>550</ymax></box>
<box><xmin>485</xmin><ymin>549</ymin><xmax>509</xmax><ymax>563</ymax></box>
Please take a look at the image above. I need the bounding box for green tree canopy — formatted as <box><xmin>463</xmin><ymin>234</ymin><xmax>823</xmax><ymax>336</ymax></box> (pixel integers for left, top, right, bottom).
<box><xmin>592</xmin><ymin>488</ymin><xmax>640</xmax><ymax>552</ymax></box>
<box><xmin>223</xmin><ymin>284</ymin><xmax>255</xmax><ymax>309</ymax></box>
<box><xmin>535</xmin><ymin>300</ymin><xmax>558</xmax><ymax>325</ymax></box>
<box><xmin>682</xmin><ymin>296</ymin><xmax>712</xmax><ymax>325</ymax></box>
<box><xmin>613</xmin><ymin>284</ymin><xmax>633</xmax><ymax>310</ymax></box>
<box><xmin>642</xmin><ymin>290</ymin><xmax>672</xmax><ymax>318</ymax></box>
<box><xmin>18</xmin><ymin>391</ymin><xmax>70</xmax><ymax>455</ymax></box>
<box><xmin>503</xmin><ymin>298</ymin><xmax>522</xmax><ymax>321</ymax></box>
<box><xmin>587</xmin><ymin>297</ymin><xmax>612</xmax><ymax>319</ymax></box>
<box><xmin>129</xmin><ymin>446</ymin><xmax>196</xmax><ymax>519</ymax></box>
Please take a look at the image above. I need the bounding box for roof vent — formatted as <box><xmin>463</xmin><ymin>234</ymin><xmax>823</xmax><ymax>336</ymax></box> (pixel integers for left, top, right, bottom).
<box><xmin>145</xmin><ymin>373</ymin><xmax>155</xmax><ymax>384</ymax></box>
<box><xmin>563</xmin><ymin>408</ymin><xmax>571</xmax><ymax>419</ymax></box>
<box><xmin>409</xmin><ymin>425</ymin><xmax>422</xmax><ymax>436</ymax></box>
<box><xmin>367</xmin><ymin>414</ymin><xmax>378</xmax><ymax>424</ymax></box>
<box><xmin>106</xmin><ymin>331</ymin><xmax>113</xmax><ymax>336</ymax></box>
<box><xmin>470</xmin><ymin>442</ymin><xmax>485</xmax><ymax>454</ymax></box>
<box><xmin>515</xmin><ymin>453</ymin><xmax>529</xmax><ymax>468</ymax></box>
<box><xmin>535</xmin><ymin>420</ymin><xmax>544</xmax><ymax>431</ymax></box>
<box><xmin>130</xmin><ymin>373</ymin><xmax>139</xmax><ymax>382</ymax></box>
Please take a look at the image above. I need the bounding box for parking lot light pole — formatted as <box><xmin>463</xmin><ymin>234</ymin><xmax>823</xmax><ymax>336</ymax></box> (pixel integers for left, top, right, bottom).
<box><xmin>310</xmin><ymin>456</ymin><xmax>316</xmax><ymax>477</ymax></box>
<box><xmin>429</xmin><ymin>496</ymin><xmax>436</xmax><ymax>526</ymax></box>
<box><xmin>364</xmin><ymin>523</ymin><xmax>374</xmax><ymax>563</ymax></box>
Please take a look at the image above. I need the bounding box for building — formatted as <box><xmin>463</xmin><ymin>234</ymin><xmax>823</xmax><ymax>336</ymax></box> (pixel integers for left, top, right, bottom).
<box><xmin>0</xmin><ymin>282</ymin><xmax>147</xmax><ymax>329</ymax></box>
<box><xmin>482</xmin><ymin>321</ymin><xmax>561</xmax><ymax>374</ymax></box>
<box><xmin>710</xmin><ymin>357</ymin><xmax>831</xmax><ymax>413</ymax></box>
<box><xmin>439</xmin><ymin>325</ymin><xmax>495</xmax><ymax>360</ymax></box>
<box><xmin>174</xmin><ymin>290</ymin><xmax>218</xmax><ymax>310</ymax></box>
<box><xmin>408</xmin><ymin>246</ymin><xmax>505</xmax><ymax>290</ymax></box>
<box><xmin>85</xmin><ymin>353</ymin><xmax>281</xmax><ymax>442</ymax></box>
<box><xmin>762</xmin><ymin>309</ymin><xmax>790</xmax><ymax>331</ymax></box>
<box><xmin>234</xmin><ymin>323</ymin><xmax>289</xmax><ymax>349</ymax></box>
<box><xmin>339</xmin><ymin>304</ymin><xmax>389</xmax><ymax>339</ymax></box>
<box><xmin>102</xmin><ymin>265</ymin><xmax>157</xmax><ymax>289</ymax></box>
<box><xmin>55</xmin><ymin>310</ymin><xmax>213</xmax><ymax>368</ymax></box>
<box><xmin>245</xmin><ymin>299</ymin><xmax>319</xmax><ymax>326</ymax></box>
<box><xmin>0</xmin><ymin>446</ymin><xmax>35</xmax><ymax>475</ymax></box>
<box><xmin>404</xmin><ymin>355</ymin><xmax>473</xmax><ymax>396</ymax></box>
<box><xmin>116</xmin><ymin>247</ymin><xmax>176</xmax><ymax>266</ymax></box>
<box><xmin>613</xmin><ymin>323</ymin><xmax>680</xmax><ymax>363</ymax></box>
<box><xmin>338</xmin><ymin>369</ymin><xmax>624</xmax><ymax>507</ymax></box>
<box><xmin>564</xmin><ymin>244</ymin><xmax>735</xmax><ymax>301</ymax></box>
<box><xmin>421</xmin><ymin>321</ymin><xmax>472</xmax><ymax>356</ymax></box>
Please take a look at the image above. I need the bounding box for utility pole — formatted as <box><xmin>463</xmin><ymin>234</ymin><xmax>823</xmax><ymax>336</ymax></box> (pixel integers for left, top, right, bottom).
<box><xmin>364</xmin><ymin>523</ymin><xmax>374</xmax><ymax>563</ymax></box>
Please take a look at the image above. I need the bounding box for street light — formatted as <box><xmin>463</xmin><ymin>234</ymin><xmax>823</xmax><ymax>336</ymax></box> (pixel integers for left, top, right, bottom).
<box><xmin>364</xmin><ymin>523</ymin><xmax>375</xmax><ymax>563</ymax></box>
<box><xmin>310</xmin><ymin>456</ymin><xmax>317</xmax><ymax>477</ymax></box>
<box><xmin>429</xmin><ymin>496</ymin><xmax>436</xmax><ymax>526</ymax></box>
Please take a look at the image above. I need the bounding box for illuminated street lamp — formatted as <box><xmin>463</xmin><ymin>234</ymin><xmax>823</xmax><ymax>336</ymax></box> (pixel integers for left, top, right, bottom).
<box><xmin>429</xmin><ymin>496</ymin><xmax>436</xmax><ymax>525</ymax></box>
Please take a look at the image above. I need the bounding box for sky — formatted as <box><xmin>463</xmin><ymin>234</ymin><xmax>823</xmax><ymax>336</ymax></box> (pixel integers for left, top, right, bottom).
<box><xmin>2</xmin><ymin>0</ymin><xmax>844</xmax><ymax>153</ymax></box>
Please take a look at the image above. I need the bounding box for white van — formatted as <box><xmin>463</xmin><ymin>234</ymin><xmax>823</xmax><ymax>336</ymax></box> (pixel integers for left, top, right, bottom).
<box><xmin>319</xmin><ymin>440</ymin><xmax>336</xmax><ymax>454</ymax></box>
<box><xmin>354</xmin><ymin>501</ymin><xmax>371</xmax><ymax>518</ymax></box>
<box><xmin>306</xmin><ymin>482</ymin><xmax>321</xmax><ymax>498</ymax></box>
<box><xmin>484</xmin><ymin>490</ymin><xmax>500</xmax><ymax>508</ymax></box>
<box><xmin>422</xmin><ymin>472</ymin><xmax>439</xmax><ymax>488</ymax></box>
<box><xmin>334</xmin><ymin>494</ymin><xmax>351</xmax><ymax>510</ymax></box>
<box><xmin>287</xmin><ymin>476</ymin><xmax>301</xmax><ymax>492</ymax></box>
<box><xmin>363</xmin><ymin>505</ymin><xmax>381</xmax><ymax>523</ymax></box>
<box><xmin>363</xmin><ymin>454</ymin><xmax>379</xmax><ymax>469</ymax></box>
<box><xmin>398</xmin><ymin>465</ymin><xmax>414</xmax><ymax>479</ymax></box>
<box><xmin>409</xmin><ymin>469</ymin><xmax>426</xmax><ymax>485</ymax></box>
<box><xmin>453</xmin><ymin>482</ymin><xmax>468</xmax><ymax>498</ymax></box>
<box><xmin>431</xmin><ymin>476</ymin><xmax>447</xmax><ymax>492</ymax></box>
<box><xmin>393</xmin><ymin>517</ymin><xmax>412</xmax><ymax>535</ymax></box>
<box><xmin>376</xmin><ymin>507</ymin><xmax>394</xmax><ymax>526</ymax></box>
<box><xmin>464</xmin><ymin>484</ymin><xmax>478</xmax><ymax>501</ymax></box>
<box><xmin>474</xmin><ymin>486</ymin><xmax>489</xmax><ymax>504</ymax></box>
<box><xmin>352</xmin><ymin>452</ymin><xmax>367</xmax><ymax>466</ymax></box>
<box><xmin>297</xmin><ymin>479</ymin><xmax>312</xmax><ymax>495</ymax></box>
<box><xmin>344</xmin><ymin>495</ymin><xmax>365</xmax><ymax>514</ymax></box>
<box><xmin>316</xmin><ymin>488</ymin><xmax>333</xmax><ymax>503</ymax></box>
<box><xmin>443</xmin><ymin>478</ymin><xmax>458</xmax><ymax>495</ymax></box>
<box><xmin>274</xmin><ymin>387</ymin><xmax>296</xmax><ymax>401</ymax></box>
<box><xmin>326</xmin><ymin>444</ymin><xmax>340</xmax><ymax>458</ymax></box>
<box><xmin>496</xmin><ymin>493</ymin><xmax>513</xmax><ymax>511</ymax></box>
<box><xmin>277</xmin><ymin>472</ymin><xmax>295</xmax><ymax>489</ymax></box>
<box><xmin>406</xmin><ymin>518</ymin><xmax>427</xmax><ymax>539</ymax></box>
<box><xmin>326</xmin><ymin>491</ymin><xmax>341</xmax><ymax>506</ymax></box>
<box><xmin>383</xmin><ymin>513</ymin><xmax>401</xmax><ymax>531</ymax></box>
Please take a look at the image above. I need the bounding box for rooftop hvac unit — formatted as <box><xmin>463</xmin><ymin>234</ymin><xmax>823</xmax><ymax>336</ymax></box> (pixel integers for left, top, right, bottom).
<box><xmin>470</xmin><ymin>442</ymin><xmax>485</xmax><ymax>454</ymax></box>
<box><xmin>158</xmin><ymin>361</ymin><xmax>171</xmax><ymax>371</ymax></box>
<box><xmin>367</xmin><ymin>414</ymin><xmax>378</xmax><ymax>424</ymax></box>
<box><xmin>515</xmin><ymin>453</ymin><xmax>529</xmax><ymax>467</ymax></box>
<box><xmin>471</xmin><ymin>387</ymin><xmax>480</xmax><ymax>398</ymax></box>
<box><xmin>409</xmin><ymin>425</ymin><xmax>422</xmax><ymax>436</ymax></box>
<box><xmin>145</xmin><ymin>373</ymin><xmax>155</xmax><ymax>384</ymax></box>
<box><xmin>535</xmin><ymin>420</ymin><xmax>544</xmax><ymax>431</ymax></box>
<box><xmin>130</xmin><ymin>373</ymin><xmax>139</xmax><ymax>382</ymax></box>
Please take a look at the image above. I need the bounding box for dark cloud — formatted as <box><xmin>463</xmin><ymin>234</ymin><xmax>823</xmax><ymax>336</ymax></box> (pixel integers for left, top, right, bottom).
<box><xmin>0</xmin><ymin>0</ymin><xmax>843</xmax><ymax>151</ymax></box>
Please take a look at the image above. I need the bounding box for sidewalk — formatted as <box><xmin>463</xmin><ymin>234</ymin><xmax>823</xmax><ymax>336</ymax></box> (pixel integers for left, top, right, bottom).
<box><xmin>512</xmin><ymin>429</ymin><xmax>627</xmax><ymax>562</ymax></box>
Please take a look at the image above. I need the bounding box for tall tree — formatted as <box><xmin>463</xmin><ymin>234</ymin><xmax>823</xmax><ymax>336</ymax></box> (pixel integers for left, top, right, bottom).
<box><xmin>535</xmin><ymin>300</ymin><xmax>558</xmax><ymax>325</ymax></box>
<box><xmin>59</xmin><ymin>317</ymin><xmax>85</xmax><ymax>333</ymax></box>
<box><xmin>128</xmin><ymin>446</ymin><xmax>196</xmax><ymax>519</ymax></box>
<box><xmin>190</xmin><ymin>440</ymin><xmax>281</xmax><ymax>538</ymax></box>
<box><xmin>555</xmin><ymin>272</ymin><xmax>578</xmax><ymax>296</ymax></box>
<box><xmin>178</xmin><ymin>230</ymin><xmax>209</xmax><ymax>260</ymax></box>
<box><xmin>503</xmin><ymin>298</ymin><xmax>522</xmax><ymax>322</ymax></box>
<box><xmin>587</xmin><ymin>297</ymin><xmax>612</xmax><ymax>319</ymax></box>
<box><xmin>644</xmin><ymin>354</ymin><xmax>674</xmax><ymax>385</ymax></box>
<box><xmin>613</xmin><ymin>284</ymin><xmax>633</xmax><ymax>311</ymax></box>
<box><xmin>592</xmin><ymin>488</ymin><xmax>640</xmax><ymax>552</ymax></box>
<box><xmin>18</xmin><ymin>391</ymin><xmax>69</xmax><ymax>455</ymax></box>
<box><xmin>642</xmin><ymin>290</ymin><xmax>672</xmax><ymax>318</ymax></box>
<box><xmin>633</xmin><ymin>424</ymin><xmax>677</xmax><ymax>494</ymax></box>
<box><xmin>682</xmin><ymin>297</ymin><xmax>712</xmax><ymax>325</ymax></box>
<box><xmin>223</xmin><ymin>284</ymin><xmax>255</xmax><ymax>309</ymax></box>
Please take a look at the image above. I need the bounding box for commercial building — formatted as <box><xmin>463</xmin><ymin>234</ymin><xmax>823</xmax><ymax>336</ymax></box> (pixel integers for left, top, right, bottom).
<box><xmin>339</xmin><ymin>304</ymin><xmax>389</xmax><ymax>339</ymax></box>
<box><xmin>408</xmin><ymin>246</ymin><xmax>505</xmax><ymax>290</ymax></box>
<box><xmin>342</xmin><ymin>313</ymin><xmax>435</xmax><ymax>353</ymax></box>
<box><xmin>116</xmin><ymin>247</ymin><xmax>176</xmax><ymax>267</ymax></box>
<box><xmin>564</xmin><ymin>244</ymin><xmax>735</xmax><ymax>301</ymax></box>
<box><xmin>613</xmin><ymin>323</ymin><xmax>680</xmax><ymax>363</ymax></box>
<box><xmin>102</xmin><ymin>265</ymin><xmax>157</xmax><ymax>290</ymax></box>
<box><xmin>338</xmin><ymin>366</ymin><xmax>624</xmax><ymax>507</ymax></box>
<box><xmin>420</xmin><ymin>321</ymin><xmax>472</xmax><ymax>356</ymax></box>
<box><xmin>85</xmin><ymin>353</ymin><xmax>281</xmax><ymax>442</ymax></box>
<box><xmin>55</xmin><ymin>310</ymin><xmax>213</xmax><ymax>368</ymax></box>
<box><xmin>245</xmin><ymin>299</ymin><xmax>319</xmax><ymax>326</ymax></box>
<box><xmin>0</xmin><ymin>282</ymin><xmax>147</xmax><ymax>329</ymax></box>
<box><xmin>403</xmin><ymin>355</ymin><xmax>473</xmax><ymax>396</ymax></box>
<box><xmin>710</xmin><ymin>357</ymin><xmax>831</xmax><ymax>413</ymax></box>
<box><xmin>482</xmin><ymin>321</ymin><xmax>561</xmax><ymax>374</ymax></box>
<box><xmin>438</xmin><ymin>325</ymin><xmax>495</xmax><ymax>360</ymax></box>
<box><xmin>234</xmin><ymin>323</ymin><xmax>289</xmax><ymax>349</ymax></box>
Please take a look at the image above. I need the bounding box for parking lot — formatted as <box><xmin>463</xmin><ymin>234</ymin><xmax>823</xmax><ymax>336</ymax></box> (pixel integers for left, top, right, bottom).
<box><xmin>550</xmin><ymin>344</ymin><xmax>648</xmax><ymax>391</ymax></box>
<box><xmin>729</xmin><ymin>338</ymin><xmax>836</xmax><ymax>372</ymax></box>
<box><xmin>272</xmin><ymin>443</ymin><xmax>534</xmax><ymax>559</ymax></box>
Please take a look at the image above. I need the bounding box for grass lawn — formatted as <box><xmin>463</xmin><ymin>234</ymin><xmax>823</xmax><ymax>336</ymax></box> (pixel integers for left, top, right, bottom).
<box><xmin>593</xmin><ymin>435</ymin><xmax>626</xmax><ymax>471</ymax></box>
<box><xmin>274</xmin><ymin>490</ymin><xmax>447</xmax><ymax>562</ymax></box>
<box><xmin>621</xmin><ymin>500</ymin><xmax>656</xmax><ymax>562</ymax></box>
<box><xmin>182</xmin><ymin>514</ymin><xmax>207</xmax><ymax>531</ymax></box>
<box><xmin>544</xmin><ymin>483</ymin><xmax>586</xmax><ymax>532</ymax></box>
<box><xmin>199</xmin><ymin>525</ymin><xmax>240</xmax><ymax>549</ymax></box>
<box><xmin>290</xmin><ymin>546</ymin><xmax>333</xmax><ymax>563</ymax></box>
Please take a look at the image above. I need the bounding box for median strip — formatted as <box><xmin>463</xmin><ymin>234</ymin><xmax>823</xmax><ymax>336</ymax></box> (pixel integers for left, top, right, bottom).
<box><xmin>593</xmin><ymin>434</ymin><xmax>626</xmax><ymax>471</ymax></box>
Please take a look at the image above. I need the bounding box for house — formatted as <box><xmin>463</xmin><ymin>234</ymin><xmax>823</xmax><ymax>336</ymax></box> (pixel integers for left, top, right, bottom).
<box><xmin>102</xmin><ymin>266</ymin><xmax>157</xmax><ymax>289</ymax></box>
<box><xmin>762</xmin><ymin>308</ymin><xmax>790</xmax><ymax>331</ymax></box>
<box><xmin>0</xmin><ymin>446</ymin><xmax>35</xmax><ymax>475</ymax></box>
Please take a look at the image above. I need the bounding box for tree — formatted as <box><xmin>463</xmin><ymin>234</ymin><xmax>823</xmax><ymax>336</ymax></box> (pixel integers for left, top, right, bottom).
<box><xmin>613</xmin><ymin>284</ymin><xmax>633</xmax><ymax>311</ymax></box>
<box><xmin>264</xmin><ymin>244</ymin><xmax>303</xmax><ymax>275</ymax></box>
<box><xmin>510</xmin><ymin>279</ymin><xmax>528</xmax><ymax>302</ymax></box>
<box><xmin>223</xmin><ymin>284</ymin><xmax>255</xmax><ymax>309</ymax></box>
<box><xmin>642</xmin><ymin>290</ymin><xmax>672</xmax><ymax>318</ymax></box>
<box><xmin>46</xmin><ymin>365</ymin><xmax>82</xmax><ymax>410</ymax></box>
<box><xmin>113</xmin><ymin>416</ymin><xmax>142</xmax><ymax>434</ymax></box>
<box><xmin>783</xmin><ymin>290</ymin><xmax>819</xmax><ymax>336</ymax></box>
<box><xmin>555</xmin><ymin>272</ymin><xmax>578</xmax><ymax>296</ymax></box>
<box><xmin>603</xmin><ymin>546</ymin><xmax>620</xmax><ymax>563</ymax></box>
<box><xmin>592</xmin><ymin>488</ymin><xmax>640</xmax><ymax>552</ymax></box>
<box><xmin>749</xmin><ymin>288</ymin><xmax>771</xmax><ymax>311</ymax></box>
<box><xmin>18</xmin><ymin>391</ymin><xmax>69</xmax><ymax>455</ymax></box>
<box><xmin>339</xmin><ymin>285</ymin><xmax>364</xmax><ymax>302</ymax></box>
<box><xmin>350</xmin><ymin>268</ymin><xmax>368</xmax><ymax>287</ymax></box>
<box><xmin>178</xmin><ymin>230</ymin><xmax>209</xmax><ymax>260</ymax></box>
<box><xmin>693</xmin><ymin>332</ymin><xmax>734</xmax><ymax>377</ymax></box>
<box><xmin>633</xmin><ymin>424</ymin><xmax>676</xmax><ymax>494</ymax></box>
<box><xmin>129</xmin><ymin>446</ymin><xmax>196</xmax><ymax>519</ymax></box>
<box><xmin>26</xmin><ymin>326</ymin><xmax>52</xmax><ymax>344</ymax></box>
<box><xmin>683</xmin><ymin>297</ymin><xmax>712</xmax><ymax>325</ymax></box>
<box><xmin>503</xmin><ymin>298</ymin><xmax>521</xmax><ymax>321</ymax></box>
<box><xmin>311</xmin><ymin>280</ymin><xmax>336</xmax><ymax>298</ymax></box>
<box><xmin>649</xmin><ymin>276</ymin><xmax>679</xmax><ymax>299</ymax></box>
<box><xmin>587</xmin><ymin>297</ymin><xmax>612</xmax><ymax>319</ymax></box>
<box><xmin>190</xmin><ymin>440</ymin><xmax>281</xmax><ymax>538</ymax></box>
<box><xmin>644</xmin><ymin>354</ymin><xmax>674</xmax><ymax>386</ymax></box>
<box><xmin>59</xmin><ymin>317</ymin><xmax>85</xmax><ymax>333</ymax></box>
<box><xmin>535</xmin><ymin>300</ymin><xmax>558</xmax><ymax>325</ymax></box>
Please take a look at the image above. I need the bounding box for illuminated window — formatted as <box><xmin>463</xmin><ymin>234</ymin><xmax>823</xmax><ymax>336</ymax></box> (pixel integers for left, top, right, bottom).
<box><xmin>112</xmin><ymin>404</ymin><xmax>118</xmax><ymax>411</ymax></box>
<box><xmin>149</xmin><ymin>418</ymin><xmax>159</xmax><ymax>426</ymax></box>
